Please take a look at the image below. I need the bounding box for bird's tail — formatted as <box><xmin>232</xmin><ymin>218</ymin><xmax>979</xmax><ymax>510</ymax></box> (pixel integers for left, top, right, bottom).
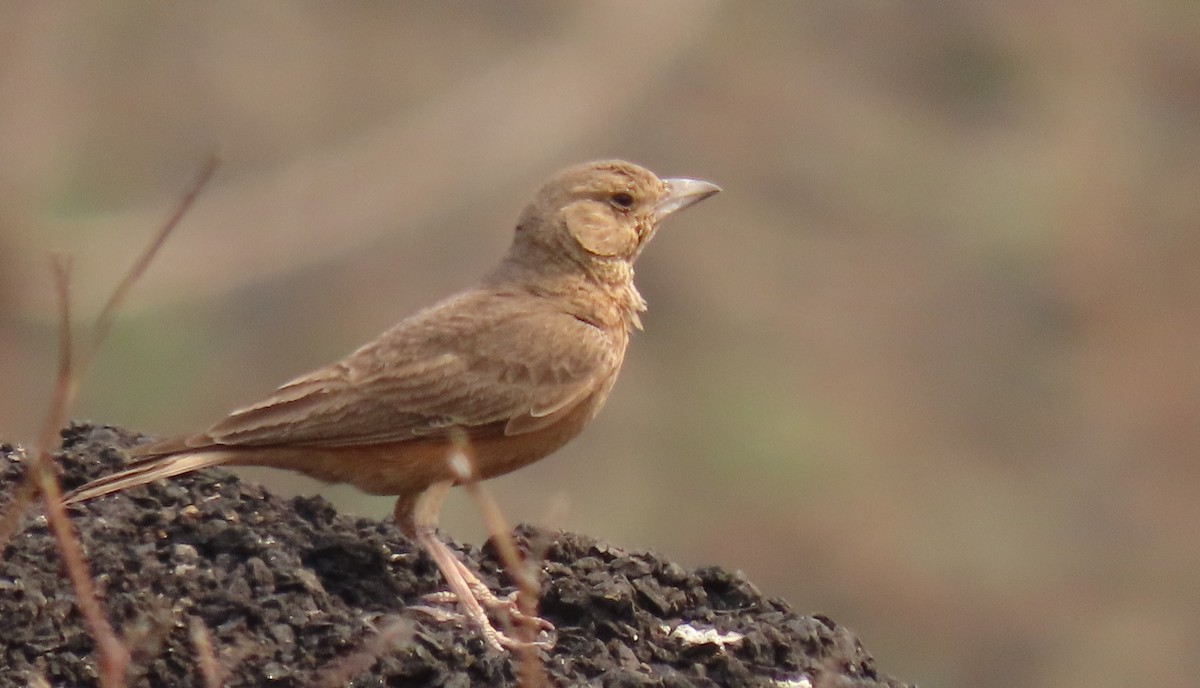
<box><xmin>62</xmin><ymin>450</ymin><xmax>233</xmax><ymax>505</ymax></box>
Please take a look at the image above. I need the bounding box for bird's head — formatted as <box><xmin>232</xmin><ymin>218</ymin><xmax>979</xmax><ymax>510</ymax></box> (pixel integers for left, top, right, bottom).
<box><xmin>508</xmin><ymin>160</ymin><xmax>720</xmax><ymax>276</ymax></box>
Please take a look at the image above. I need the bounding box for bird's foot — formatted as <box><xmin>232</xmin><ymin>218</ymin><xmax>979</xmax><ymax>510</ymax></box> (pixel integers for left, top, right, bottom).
<box><xmin>424</xmin><ymin>587</ymin><xmax>555</xmax><ymax>635</ymax></box>
<box><xmin>415</xmin><ymin>587</ymin><xmax>553</xmax><ymax>650</ymax></box>
<box><xmin>404</xmin><ymin>481</ymin><xmax>553</xmax><ymax>651</ymax></box>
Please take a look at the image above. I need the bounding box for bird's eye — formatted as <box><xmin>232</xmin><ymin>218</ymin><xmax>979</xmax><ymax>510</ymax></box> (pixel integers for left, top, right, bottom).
<box><xmin>610</xmin><ymin>192</ymin><xmax>634</xmax><ymax>209</ymax></box>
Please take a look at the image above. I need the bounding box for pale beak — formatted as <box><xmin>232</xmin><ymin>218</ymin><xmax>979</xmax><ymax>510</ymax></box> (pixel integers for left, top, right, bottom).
<box><xmin>655</xmin><ymin>177</ymin><xmax>721</xmax><ymax>222</ymax></box>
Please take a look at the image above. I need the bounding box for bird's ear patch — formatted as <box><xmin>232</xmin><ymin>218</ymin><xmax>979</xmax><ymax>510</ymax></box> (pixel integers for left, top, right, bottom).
<box><xmin>564</xmin><ymin>201</ymin><xmax>637</xmax><ymax>257</ymax></box>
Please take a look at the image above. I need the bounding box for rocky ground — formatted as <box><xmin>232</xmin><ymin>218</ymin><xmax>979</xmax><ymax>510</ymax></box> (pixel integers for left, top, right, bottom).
<box><xmin>0</xmin><ymin>424</ymin><xmax>911</xmax><ymax>687</ymax></box>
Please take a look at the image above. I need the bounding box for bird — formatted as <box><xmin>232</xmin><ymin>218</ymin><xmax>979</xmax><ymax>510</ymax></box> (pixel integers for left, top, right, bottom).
<box><xmin>63</xmin><ymin>159</ymin><xmax>720</xmax><ymax>650</ymax></box>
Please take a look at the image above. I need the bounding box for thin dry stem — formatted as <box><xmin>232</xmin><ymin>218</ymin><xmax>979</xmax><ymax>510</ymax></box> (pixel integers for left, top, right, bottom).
<box><xmin>0</xmin><ymin>154</ymin><xmax>221</xmax><ymax>555</ymax></box>
<box><xmin>448</xmin><ymin>433</ymin><xmax>548</xmax><ymax>688</ymax></box>
<box><xmin>0</xmin><ymin>155</ymin><xmax>221</xmax><ymax>687</ymax></box>
<box><xmin>447</xmin><ymin>435</ymin><xmax>539</xmax><ymax>599</ymax></box>
<box><xmin>73</xmin><ymin>152</ymin><xmax>221</xmax><ymax>396</ymax></box>
<box><xmin>312</xmin><ymin>617</ymin><xmax>414</xmax><ymax>688</ymax></box>
<box><xmin>190</xmin><ymin>616</ymin><xmax>223</xmax><ymax>688</ymax></box>
<box><xmin>33</xmin><ymin>257</ymin><xmax>130</xmax><ymax>687</ymax></box>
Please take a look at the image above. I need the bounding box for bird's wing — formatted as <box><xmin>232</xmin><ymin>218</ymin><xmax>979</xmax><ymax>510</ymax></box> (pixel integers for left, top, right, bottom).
<box><xmin>201</xmin><ymin>291</ymin><xmax>622</xmax><ymax>448</ymax></box>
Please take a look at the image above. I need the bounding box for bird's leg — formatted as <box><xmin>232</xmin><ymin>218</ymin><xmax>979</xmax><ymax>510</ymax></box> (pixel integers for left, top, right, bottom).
<box><xmin>399</xmin><ymin>483</ymin><xmax>551</xmax><ymax>651</ymax></box>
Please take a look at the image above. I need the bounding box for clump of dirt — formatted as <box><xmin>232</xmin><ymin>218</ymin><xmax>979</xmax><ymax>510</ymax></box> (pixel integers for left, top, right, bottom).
<box><xmin>0</xmin><ymin>423</ymin><xmax>911</xmax><ymax>687</ymax></box>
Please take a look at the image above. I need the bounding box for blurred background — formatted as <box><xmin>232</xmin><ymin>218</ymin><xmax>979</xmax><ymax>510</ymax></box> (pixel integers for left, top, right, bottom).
<box><xmin>3</xmin><ymin>3</ymin><xmax>1199</xmax><ymax>687</ymax></box>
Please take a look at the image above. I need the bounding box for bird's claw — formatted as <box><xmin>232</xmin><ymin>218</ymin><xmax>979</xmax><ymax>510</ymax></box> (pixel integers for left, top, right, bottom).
<box><xmin>417</xmin><ymin>588</ymin><xmax>555</xmax><ymax>650</ymax></box>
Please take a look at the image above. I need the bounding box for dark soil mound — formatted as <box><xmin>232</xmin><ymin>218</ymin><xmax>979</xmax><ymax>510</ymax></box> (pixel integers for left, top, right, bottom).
<box><xmin>1</xmin><ymin>424</ymin><xmax>911</xmax><ymax>687</ymax></box>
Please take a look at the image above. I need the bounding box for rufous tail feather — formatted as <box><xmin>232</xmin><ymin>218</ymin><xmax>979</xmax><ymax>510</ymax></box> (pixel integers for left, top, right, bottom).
<box><xmin>62</xmin><ymin>451</ymin><xmax>232</xmax><ymax>505</ymax></box>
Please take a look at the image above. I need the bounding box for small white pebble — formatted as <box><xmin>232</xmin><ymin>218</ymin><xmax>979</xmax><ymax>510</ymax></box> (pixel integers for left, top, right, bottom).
<box><xmin>660</xmin><ymin>622</ymin><xmax>744</xmax><ymax>648</ymax></box>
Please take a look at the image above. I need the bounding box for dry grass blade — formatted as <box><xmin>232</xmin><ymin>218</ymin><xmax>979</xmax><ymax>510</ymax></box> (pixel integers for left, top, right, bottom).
<box><xmin>75</xmin><ymin>152</ymin><xmax>222</xmax><ymax>389</ymax></box>
<box><xmin>447</xmin><ymin>434</ymin><xmax>548</xmax><ymax>688</ymax></box>
<box><xmin>190</xmin><ymin>616</ymin><xmax>224</xmax><ymax>688</ymax></box>
<box><xmin>312</xmin><ymin>617</ymin><xmax>414</xmax><ymax>688</ymax></box>
<box><xmin>446</xmin><ymin>435</ymin><xmax>539</xmax><ymax>601</ymax></box>
<box><xmin>32</xmin><ymin>257</ymin><xmax>131</xmax><ymax>687</ymax></box>
<box><xmin>0</xmin><ymin>155</ymin><xmax>220</xmax><ymax>687</ymax></box>
<box><xmin>0</xmin><ymin>155</ymin><xmax>221</xmax><ymax>553</ymax></box>
<box><xmin>35</xmin><ymin>255</ymin><xmax>73</xmax><ymax>475</ymax></box>
<box><xmin>1</xmin><ymin>153</ymin><xmax>220</xmax><ymax>545</ymax></box>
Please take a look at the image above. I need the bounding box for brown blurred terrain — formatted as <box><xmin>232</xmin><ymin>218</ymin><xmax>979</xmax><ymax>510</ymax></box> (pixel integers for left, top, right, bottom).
<box><xmin>2</xmin><ymin>3</ymin><xmax>1198</xmax><ymax>688</ymax></box>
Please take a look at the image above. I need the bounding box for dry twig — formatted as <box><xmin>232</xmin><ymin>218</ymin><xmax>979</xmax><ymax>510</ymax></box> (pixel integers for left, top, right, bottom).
<box><xmin>448</xmin><ymin>433</ymin><xmax>549</xmax><ymax>688</ymax></box>
<box><xmin>0</xmin><ymin>155</ymin><xmax>220</xmax><ymax>687</ymax></box>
